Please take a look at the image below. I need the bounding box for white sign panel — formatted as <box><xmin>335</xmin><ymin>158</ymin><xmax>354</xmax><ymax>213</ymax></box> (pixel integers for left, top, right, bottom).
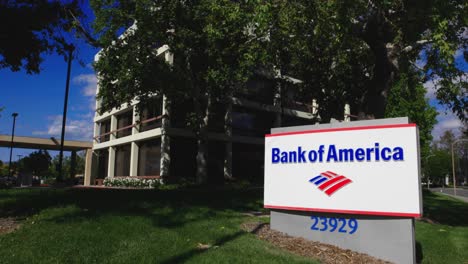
<box><xmin>264</xmin><ymin>124</ymin><xmax>422</xmax><ymax>217</ymax></box>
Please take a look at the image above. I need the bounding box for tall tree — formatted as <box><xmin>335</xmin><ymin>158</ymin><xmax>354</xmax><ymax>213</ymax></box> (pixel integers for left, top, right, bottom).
<box><xmin>92</xmin><ymin>1</ymin><xmax>467</xmax><ymax>182</ymax></box>
<box><xmin>385</xmin><ymin>72</ymin><xmax>438</xmax><ymax>158</ymax></box>
<box><xmin>287</xmin><ymin>0</ymin><xmax>467</xmax><ymax>121</ymax></box>
<box><xmin>92</xmin><ymin>0</ymin><xmax>268</xmax><ymax>182</ymax></box>
<box><xmin>0</xmin><ymin>0</ymin><xmax>86</xmax><ymax>74</ymax></box>
<box><xmin>21</xmin><ymin>150</ymin><xmax>52</xmax><ymax>176</ymax></box>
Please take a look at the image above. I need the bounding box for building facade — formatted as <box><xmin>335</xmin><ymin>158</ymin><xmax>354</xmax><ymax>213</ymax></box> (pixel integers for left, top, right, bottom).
<box><xmin>86</xmin><ymin>45</ymin><xmax>325</xmax><ymax>185</ymax></box>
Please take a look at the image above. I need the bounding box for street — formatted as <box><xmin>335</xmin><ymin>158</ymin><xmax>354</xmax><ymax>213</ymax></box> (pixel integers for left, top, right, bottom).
<box><xmin>430</xmin><ymin>187</ymin><xmax>468</xmax><ymax>202</ymax></box>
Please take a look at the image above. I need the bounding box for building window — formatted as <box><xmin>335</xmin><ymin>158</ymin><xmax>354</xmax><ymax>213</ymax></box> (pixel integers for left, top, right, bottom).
<box><xmin>98</xmin><ymin>119</ymin><xmax>111</xmax><ymax>142</ymax></box>
<box><xmin>97</xmin><ymin>149</ymin><xmax>109</xmax><ymax>179</ymax></box>
<box><xmin>116</xmin><ymin>111</ymin><xmax>133</xmax><ymax>138</ymax></box>
<box><xmin>138</xmin><ymin>139</ymin><xmax>161</xmax><ymax>176</ymax></box>
<box><xmin>140</xmin><ymin>98</ymin><xmax>162</xmax><ymax>132</ymax></box>
<box><xmin>232</xmin><ymin>107</ymin><xmax>275</xmax><ymax>137</ymax></box>
<box><xmin>114</xmin><ymin>144</ymin><xmax>131</xmax><ymax>176</ymax></box>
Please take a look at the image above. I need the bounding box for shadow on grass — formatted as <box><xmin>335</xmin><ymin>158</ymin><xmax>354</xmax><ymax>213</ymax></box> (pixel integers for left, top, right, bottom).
<box><xmin>160</xmin><ymin>231</ymin><xmax>246</xmax><ymax>264</ymax></box>
<box><xmin>0</xmin><ymin>187</ymin><xmax>263</xmax><ymax>228</ymax></box>
<box><xmin>415</xmin><ymin>241</ymin><xmax>423</xmax><ymax>264</ymax></box>
<box><xmin>422</xmin><ymin>189</ymin><xmax>468</xmax><ymax>226</ymax></box>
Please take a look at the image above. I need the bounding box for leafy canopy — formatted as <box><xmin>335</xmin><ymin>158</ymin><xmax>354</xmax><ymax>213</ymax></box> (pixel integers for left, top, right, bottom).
<box><xmin>92</xmin><ymin>0</ymin><xmax>467</xmax><ymax>122</ymax></box>
<box><xmin>0</xmin><ymin>0</ymin><xmax>85</xmax><ymax>74</ymax></box>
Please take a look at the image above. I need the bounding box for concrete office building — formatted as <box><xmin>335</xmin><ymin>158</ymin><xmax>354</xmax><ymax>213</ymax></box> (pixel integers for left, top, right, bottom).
<box><xmin>86</xmin><ymin>44</ymin><xmax>328</xmax><ymax>186</ymax></box>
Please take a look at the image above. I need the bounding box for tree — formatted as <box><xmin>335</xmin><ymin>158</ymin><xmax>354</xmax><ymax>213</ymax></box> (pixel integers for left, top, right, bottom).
<box><xmin>48</xmin><ymin>152</ymin><xmax>86</xmax><ymax>180</ymax></box>
<box><xmin>92</xmin><ymin>1</ymin><xmax>466</xmax><ymax>182</ymax></box>
<box><xmin>285</xmin><ymin>0</ymin><xmax>467</xmax><ymax>121</ymax></box>
<box><xmin>0</xmin><ymin>0</ymin><xmax>86</xmax><ymax>74</ymax></box>
<box><xmin>385</xmin><ymin>72</ymin><xmax>438</xmax><ymax>159</ymax></box>
<box><xmin>92</xmin><ymin>0</ymin><xmax>269</xmax><ymax>182</ymax></box>
<box><xmin>21</xmin><ymin>150</ymin><xmax>52</xmax><ymax>176</ymax></box>
<box><xmin>426</xmin><ymin>147</ymin><xmax>451</xmax><ymax>186</ymax></box>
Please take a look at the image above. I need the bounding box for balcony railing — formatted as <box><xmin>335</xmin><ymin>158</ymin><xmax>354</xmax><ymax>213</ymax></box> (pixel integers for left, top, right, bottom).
<box><xmin>94</xmin><ymin>115</ymin><xmax>164</xmax><ymax>143</ymax></box>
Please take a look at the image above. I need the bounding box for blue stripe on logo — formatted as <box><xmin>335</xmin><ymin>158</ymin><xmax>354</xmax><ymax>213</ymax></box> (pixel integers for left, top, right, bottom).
<box><xmin>314</xmin><ymin>177</ymin><xmax>328</xmax><ymax>185</ymax></box>
<box><xmin>309</xmin><ymin>175</ymin><xmax>322</xmax><ymax>183</ymax></box>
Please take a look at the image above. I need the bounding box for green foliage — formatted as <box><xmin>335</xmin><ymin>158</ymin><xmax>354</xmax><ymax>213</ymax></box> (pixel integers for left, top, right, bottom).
<box><xmin>425</xmin><ymin>148</ymin><xmax>452</xmax><ymax>185</ymax></box>
<box><xmin>0</xmin><ymin>0</ymin><xmax>85</xmax><ymax>74</ymax></box>
<box><xmin>20</xmin><ymin>150</ymin><xmax>51</xmax><ymax>176</ymax></box>
<box><xmin>92</xmin><ymin>0</ymin><xmax>467</xmax><ymax>123</ymax></box>
<box><xmin>385</xmin><ymin>73</ymin><xmax>438</xmax><ymax>158</ymax></box>
<box><xmin>47</xmin><ymin>152</ymin><xmax>86</xmax><ymax>180</ymax></box>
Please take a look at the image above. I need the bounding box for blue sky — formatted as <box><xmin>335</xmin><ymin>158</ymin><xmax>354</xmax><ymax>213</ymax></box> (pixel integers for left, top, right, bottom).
<box><xmin>0</xmin><ymin>42</ymin><xmax>99</xmax><ymax>161</ymax></box>
<box><xmin>0</xmin><ymin>3</ymin><xmax>466</xmax><ymax>162</ymax></box>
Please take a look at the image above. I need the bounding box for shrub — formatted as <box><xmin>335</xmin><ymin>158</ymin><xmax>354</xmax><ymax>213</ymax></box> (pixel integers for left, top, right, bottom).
<box><xmin>103</xmin><ymin>177</ymin><xmax>162</xmax><ymax>188</ymax></box>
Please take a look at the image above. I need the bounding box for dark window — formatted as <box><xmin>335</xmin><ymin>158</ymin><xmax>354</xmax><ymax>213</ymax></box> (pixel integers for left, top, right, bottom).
<box><xmin>99</xmin><ymin>119</ymin><xmax>111</xmax><ymax>142</ymax></box>
<box><xmin>97</xmin><ymin>149</ymin><xmax>109</xmax><ymax>179</ymax></box>
<box><xmin>232</xmin><ymin>107</ymin><xmax>275</xmax><ymax>137</ymax></box>
<box><xmin>138</xmin><ymin>139</ymin><xmax>161</xmax><ymax>176</ymax></box>
<box><xmin>140</xmin><ymin>98</ymin><xmax>162</xmax><ymax>132</ymax></box>
<box><xmin>116</xmin><ymin>111</ymin><xmax>133</xmax><ymax>138</ymax></box>
<box><xmin>114</xmin><ymin>144</ymin><xmax>131</xmax><ymax>176</ymax></box>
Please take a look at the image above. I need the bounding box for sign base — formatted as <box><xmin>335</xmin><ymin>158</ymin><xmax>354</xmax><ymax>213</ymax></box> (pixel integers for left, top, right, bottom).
<box><xmin>271</xmin><ymin>210</ymin><xmax>416</xmax><ymax>263</ymax></box>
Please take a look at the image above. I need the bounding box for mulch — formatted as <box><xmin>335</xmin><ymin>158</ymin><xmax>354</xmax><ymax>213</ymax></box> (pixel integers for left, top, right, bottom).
<box><xmin>0</xmin><ymin>217</ymin><xmax>20</xmax><ymax>235</ymax></box>
<box><xmin>241</xmin><ymin>222</ymin><xmax>392</xmax><ymax>264</ymax></box>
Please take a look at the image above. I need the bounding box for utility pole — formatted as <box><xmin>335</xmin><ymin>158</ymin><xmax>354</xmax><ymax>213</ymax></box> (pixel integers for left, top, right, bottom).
<box><xmin>8</xmin><ymin>113</ymin><xmax>18</xmax><ymax>177</ymax></box>
<box><xmin>57</xmin><ymin>44</ymin><xmax>74</xmax><ymax>183</ymax></box>
<box><xmin>452</xmin><ymin>138</ymin><xmax>468</xmax><ymax>196</ymax></box>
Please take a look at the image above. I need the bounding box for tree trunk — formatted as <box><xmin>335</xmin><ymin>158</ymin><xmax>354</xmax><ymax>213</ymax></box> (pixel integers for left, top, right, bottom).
<box><xmin>160</xmin><ymin>95</ymin><xmax>171</xmax><ymax>182</ymax></box>
<box><xmin>195</xmin><ymin>90</ymin><xmax>210</xmax><ymax>184</ymax></box>
<box><xmin>358</xmin><ymin>9</ymin><xmax>399</xmax><ymax>119</ymax></box>
<box><xmin>224</xmin><ymin>95</ymin><xmax>233</xmax><ymax>181</ymax></box>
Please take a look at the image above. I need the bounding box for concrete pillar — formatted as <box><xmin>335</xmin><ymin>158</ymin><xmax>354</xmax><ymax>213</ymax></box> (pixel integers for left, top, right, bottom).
<box><xmin>110</xmin><ymin>115</ymin><xmax>117</xmax><ymax>140</ymax></box>
<box><xmin>344</xmin><ymin>103</ymin><xmax>351</xmax><ymax>122</ymax></box>
<box><xmin>93</xmin><ymin>121</ymin><xmax>100</xmax><ymax>143</ymax></box>
<box><xmin>312</xmin><ymin>99</ymin><xmax>320</xmax><ymax>124</ymax></box>
<box><xmin>84</xmin><ymin>149</ymin><xmax>93</xmax><ymax>186</ymax></box>
<box><xmin>132</xmin><ymin>105</ymin><xmax>140</xmax><ymax>135</ymax></box>
<box><xmin>108</xmin><ymin>146</ymin><xmax>115</xmax><ymax>177</ymax></box>
<box><xmin>160</xmin><ymin>95</ymin><xmax>171</xmax><ymax>181</ymax></box>
<box><xmin>130</xmin><ymin>142</ymin><xmax>139</xmax><ymax>176</ymax></box>
<box><xmin>70</xmin><ymin>151</ymin><xmax>77</xmax><ymax>179</ymax></box>
<box><xmin>129</xmin><ymin>105</ymin><xmax>140</xmax><ymax>176</ymax></box>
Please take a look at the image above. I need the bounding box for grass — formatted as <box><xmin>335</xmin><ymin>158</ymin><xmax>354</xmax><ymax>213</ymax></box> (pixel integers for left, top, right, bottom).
<box><xmin>0</xmin><ymin>188</ymin><xmax>315</xmax><ymax>264</ymax></box>
<box><xmin>0</xmin><ymin>187</ymin><xmax>466</xmax><ymax>263</ymax></box>
<box><xmin>415</xmin><ymin>190</ymin><xmax>468</xmax><ymax>264</ymax></box>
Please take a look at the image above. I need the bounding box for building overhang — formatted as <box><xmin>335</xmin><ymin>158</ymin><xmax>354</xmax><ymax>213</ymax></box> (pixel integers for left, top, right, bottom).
<box><xmin>0</xmin><ymin>135</ymin><xmax>92</xmax><ymax>151</ymax></box>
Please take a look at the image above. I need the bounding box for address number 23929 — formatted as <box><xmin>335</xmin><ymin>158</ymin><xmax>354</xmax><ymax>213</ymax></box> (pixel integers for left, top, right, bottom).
<box><xmin>310</xmin><ymin>216</ymin><xmax>358</xmax><ymax>234</ymax></box>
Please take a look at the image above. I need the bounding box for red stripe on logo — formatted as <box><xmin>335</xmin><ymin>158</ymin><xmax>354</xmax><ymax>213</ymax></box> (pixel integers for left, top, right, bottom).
<box><xmin>325</xmin><ymin>179</ymin><xmax>352</xmax><ymax>196</ymax></box>
<box><xmin>321</xmin><ymin>172</ymin><xmax>334</xmax><ymax>178</ymax></box>
<box><xmin>326</xmin><ymin>171</ymin><xmax>338</xmax><ymax>176</ymax></box>
<box><xmin>318</xmin><ymin>176</ymin><xmax>346</xmax><ymax>190</ymax></box>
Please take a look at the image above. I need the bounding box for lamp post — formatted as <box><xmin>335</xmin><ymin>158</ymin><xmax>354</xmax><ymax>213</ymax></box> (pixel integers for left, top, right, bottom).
<box><xmin>57</xmin><ymin>44</ymin><xmax>74</xmax><ymax>183</ymax></box>
<box><xmin>8</xmin><ymin>113</ymin><xmax>18</xmax><ymax>177</ymax></box>
<box><xmin>451</xmin><ymin>138</ymin><xmax>468</xmax><ymax>196</ymax></box>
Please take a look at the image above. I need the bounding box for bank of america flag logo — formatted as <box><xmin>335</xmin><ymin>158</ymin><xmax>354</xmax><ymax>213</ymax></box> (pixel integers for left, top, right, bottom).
<box><xmin>309</xmin><ymin>171</ymin><xmax>353</xmax><ymax>196</ymax></box>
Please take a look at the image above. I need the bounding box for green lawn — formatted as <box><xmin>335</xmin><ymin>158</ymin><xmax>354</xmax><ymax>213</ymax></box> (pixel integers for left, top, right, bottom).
<box><xmin>0</xmin><ymin>187</ymin><xmax>466</xmax><ymax>263</ymax></box>
<box><xmin>415</xmin><ymin>190</ymin><xmax>468</xmax><ymax>264</ymax></box>
<box><xmin>0</xmin><ymin>188</ymin><xmax>314</xmax><ymax>263</ymax></box>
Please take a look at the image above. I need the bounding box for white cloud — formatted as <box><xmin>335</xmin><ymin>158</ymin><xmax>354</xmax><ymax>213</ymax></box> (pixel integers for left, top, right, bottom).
<box><xmin>432</xmin><ymin>110</ymin><xmax>464</xmax><ymax>140</ymax></box>
<box><xmin>32</xmin><ymin>115</ymin><xmax>93</xmax><ymax>141</ymax></box>
<box><xmin>73</xmin><ymin>73</ymin><xmax>97</xmax><ymax>97</ymax></box>
<box><xmin>423</xmin><ymin>78</ymin><xmax>439</xmax><ymax>100</ymax></box>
